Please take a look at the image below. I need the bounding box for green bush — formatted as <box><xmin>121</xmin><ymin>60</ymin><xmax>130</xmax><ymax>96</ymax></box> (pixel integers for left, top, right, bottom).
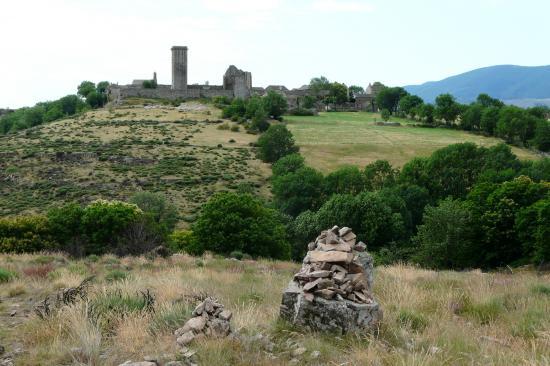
<box><xmin>397</xmin><ymin>309</ymin><xmax>428</xmax><ymax>331</ymax></box>
<box><xmin>80</xmin><ymin>200</ymin><xmax>143</xmax><ymax>255</ymax></box>
<box><xmin>0</xmin><ymin>267</ymin><xmax>17</xmax><ymax>283</ymax></box>
<box><xmin>0</xmin><ymin>215</ymin><xmax>57</xmax><ymax>253</ymax></box>
<box><xmin>168</xmin><ymin>230</ymin><xmax>203</xmax><ymax>255</ymax></box>
<box><xmin>105</xmin><ymin>269</ymin><xmax>129</xmax><ymax>282</ymax></box>
<box><xmin>129</xmin><ymin>191</ymin><xmax>178</xmax><ymax>234</ymax></box>
<box><xmin>192</xmin><ymin>192</ymin><xmax>290</xmax><ymax>259</ymax></box>
<box><xmin>272</xmin><ymin>153</ymin><xmax>305</xmax><ymax>177</ymax></box>
<box><xmin>289</xmin><ymin>108</ymin><xmax>315</xmax><ymax>116</ymax></box>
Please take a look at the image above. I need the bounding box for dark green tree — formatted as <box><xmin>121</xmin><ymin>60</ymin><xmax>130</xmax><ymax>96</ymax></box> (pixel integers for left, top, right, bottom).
<box><xmin>324</xmin><ymin>166</ymin><xmax>365</xmax><ymax>195</ymax></box>
<box><xmin>375</xmin><ymin>87</ymin><xmax>408</xmax><ymax>114</ymax></box>
<box><xmin>257</xmin><ymin>124</ymin><xmax>299</xmax><ymax>163</ymax></box>
<box><xmin>272</xmin><ymin>166</ymin><xmax>324</xmax><ymax>216</ymax></box>
<box><xmin>272</xmin><ymin>153</ymin><xmax>305</xmax><ymax>177</ymax></box>
<box><xmin>435</xmin><ymin>93</ymin><xmax>460</xmax><ymax>124</ymax></box>
<box><xmin>77</xmin><ymin>81</ymin><xmax>96</xmax><ymax>98</ymax></box>
<box><xmin>364</xmin><ymin>160</ymin><xmax>398</xmax><ymax>191</ymax></box>
<box><xmin>398</xmin><ymin>95</ymin><xmax>423</xmax><ymax>117</ymax></box>
<box><xmin>263</xmin><ymin>91</ymin><xmax>288</xmax><ymax>119</ymax></box>
<box><xmin>193</xmin><ymin>192</ymin><xmax>290</xmax><ymax>259</ymax></box>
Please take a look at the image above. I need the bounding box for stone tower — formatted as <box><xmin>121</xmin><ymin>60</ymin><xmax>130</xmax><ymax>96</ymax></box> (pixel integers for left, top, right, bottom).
<box><xmin>171</xmin><ymin>46</ymin><xmax>188</xmax><ymax>90</ymax></box>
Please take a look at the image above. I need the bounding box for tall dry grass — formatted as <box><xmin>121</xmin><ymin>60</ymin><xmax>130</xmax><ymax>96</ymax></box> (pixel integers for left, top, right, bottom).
<box><xmin>0</xmin><ymin>253</ymin><xmax>548</xmax><ymax>365</ymax></box>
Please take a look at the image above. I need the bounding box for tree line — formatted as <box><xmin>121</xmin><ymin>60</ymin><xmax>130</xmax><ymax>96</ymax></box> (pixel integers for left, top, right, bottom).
<box><xmin>0</xmin><ymin>80</ymin><xmax>109</xmax><ymax>134</ymax></box>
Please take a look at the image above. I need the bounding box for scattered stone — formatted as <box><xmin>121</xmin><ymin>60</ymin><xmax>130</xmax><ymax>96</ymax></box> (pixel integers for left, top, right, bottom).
<box><xmin>165</xmin><ymin>362</ymin><xmax>184</xmax><ymax>366</ymax></box>
<box><xmin>174</xmin><ymin>297</ymin><xmax>233</xmax><ymax>347</ymax></box>
<box><xmin>0</xmin><ymin>345</ymin><xmax>4</xmax><ymax>355</ymax></box>
<box><xmin>118</xmin><ymin>362</ymin><xmax>157</xmax><ymax>366</ymax></box>
<box><xmin>280</xmin><ymin>226</ymin><xmax>382</xmax><ymax>334</ymax></box>
<box><xmin>9</xmin><ymin>311</ymin><xmax>16</xmax><ymax>317</ymax></box>
<box><xmin>310</xmin><ymin>350</ymin><xmax>321</xmax><ymax>358</ymax></box>
<box><xmin>429</xmin><ymin>346</ymin><xmax>442</xmax><ymax>354</ymax></box>
<box><xmin>291</xmin><ymin>347</ymin><xmax>307</xmax><ymax>357</ymax></box>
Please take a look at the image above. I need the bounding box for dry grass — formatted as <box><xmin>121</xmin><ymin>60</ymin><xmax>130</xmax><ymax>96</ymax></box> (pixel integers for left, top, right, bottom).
<box><xmin>0</xmin><ymin>253</ymin><xmax>548</xmax><ymax>365</ymax></box>
<box><xmin>285</xmin><ymin>112</ymin><xmax>541</xmax><ymax>172</ymax></box>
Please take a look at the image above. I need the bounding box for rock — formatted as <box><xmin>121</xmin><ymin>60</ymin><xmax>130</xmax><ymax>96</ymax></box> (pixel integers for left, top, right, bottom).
<box><xmin>0</xmin><ymin>345</ymin><xmax>4</xmax><ymax>355</ymax></box>
<box><xmin>307</xmin><ymin>251</ymin><xmax>353</xmax><ymax>264</ymax></box>
<box><xmin>303</xmin><ymin>278</ymin><xmax>321</xmax><ymax>291</ymax></box>
<box><xmin>308</xmin><ymin>270</ymin><xmax>332</xmax><ymax>278</ymax></box>
<box><xmin>118</xmin><ymin>362</ymin><xmax>157</xmax><ymax>366</ymax></box>
<box><xmin>185</xmin><ymin>316</ymin><xmax>207</xmax><ymax>332</ymax></box>
<box><xmin>318</xmin><ymin>243</ymin><xmax>352</xmax><ymax>252</ymax></box>
<box><xmin>292</xmin><ymin>347</ymin><xmax>307</xmax><ymax>357</ymax></box>
<box><xmin>311</xmin><ymin>350</ymin><xmax>321</xmax><ymax>358</ymax></box>
<box><xmin>354</xmin><ymin>241</ymin><xmax>367</xmax><ymax>252</ymax></box>
<box><xmin>9</xmin><ymin>310</ymin><xmax>16</xmax><ymax>317</ymax></box>
<box><xmin>314</xmin><ymin>289</ymin><xmax>335</xmax><ymax>300</ymax></box>
<box><xmin>338</xmin><ymin>227</ymin><xmax>352</xmax><ymax>236</ymax></box>
<box><xmin>218</xmin><ymin>310</ymin><xmax>232</xmax><ymax>321</ymax></box>
<box><xmin>289</xmin><ymin>358</ymin><xmax>299</xmax><ymax>365</ymax></box>
<box><xmin>165</xmin><ymin>362</ymin><xmax>185</xmax><ymax>366</ymax></box>
<box><xmin>307</xmin><ymin>242</ymin><xmax>316</xmax><ymax>250</ymax></box>
<box><xmin>325</xmin><ymin>230</ymin><xmax>339</xmax><ymax>244</ymax></box>
<box><xmin>176</xmin><ymin>331</ymin><xmax>195</xmax><ymax>346</ymax></box>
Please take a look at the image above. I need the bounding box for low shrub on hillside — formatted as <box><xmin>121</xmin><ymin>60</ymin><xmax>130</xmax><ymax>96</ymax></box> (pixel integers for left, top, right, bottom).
<box><xmin>0</xmin><ymin>215</ymin><xmax>58</xmax><ymax>253</ymax></box>
<box><xmin>0</xmin><ymin>267</ymin><xmax>17</xmax><ymax>283</ymax></box>
<box><xmin>169</xmin><ymin>230</ymin><xmax>203</xmax><ymax>255</ymax></box>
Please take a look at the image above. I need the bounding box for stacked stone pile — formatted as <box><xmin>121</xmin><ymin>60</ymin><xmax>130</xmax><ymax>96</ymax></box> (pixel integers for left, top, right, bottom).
<box><xmin>175</xmin><ymin>297</ymin><xmax>233</xmax><ymax>346</ymax></box>
<box><xmin>280</xmin><ymin>226</ymin><xmax>382</xmax><ymax>334</ymax></box>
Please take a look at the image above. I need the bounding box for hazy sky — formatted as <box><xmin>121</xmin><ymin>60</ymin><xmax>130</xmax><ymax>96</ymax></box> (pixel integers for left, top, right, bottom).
<box><xmin>2</xmin><ymin>0</ymin><xmax>550</xmax><ymax>108</ymax></box>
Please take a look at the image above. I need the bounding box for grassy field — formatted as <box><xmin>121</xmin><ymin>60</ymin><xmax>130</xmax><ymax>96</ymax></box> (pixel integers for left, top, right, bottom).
<box><xmin>0</xmin><ymin>253</ymin><xmax>548</xmax><ymax>365</ymax></box>
<box><xmin>0</xmin><ymin>101</ymin><xmax>271</xmax><ymax>225</ymax></box>
<box><xmin>285</xmin><ymin>112</ymin><xmax>541</xmax><ymax>172</ymax></box>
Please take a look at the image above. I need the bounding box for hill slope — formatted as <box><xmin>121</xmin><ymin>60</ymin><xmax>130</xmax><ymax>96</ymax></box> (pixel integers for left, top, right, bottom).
<box><xmin>0</xmin><ymin>101</ymin><xmax>271</xmax><ymax>224</ymax></box>
<box><xmin>404</xmin><ymin>65</ymin><xmax>550</xmax><ymax>106</ymax></box>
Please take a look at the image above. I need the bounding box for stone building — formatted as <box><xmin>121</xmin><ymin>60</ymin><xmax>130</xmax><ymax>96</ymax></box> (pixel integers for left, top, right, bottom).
<box><xmin>354</xmin><ymin>82</ymin><xmax>385</xmax><ymax>112</ymax></box>
<box><xmin>108</xmin><ymin>46</ymin><xmax>253</xmax><ymax>103</ymax></box>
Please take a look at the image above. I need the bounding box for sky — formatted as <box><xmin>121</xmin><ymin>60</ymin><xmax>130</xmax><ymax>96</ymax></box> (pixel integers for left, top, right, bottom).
<box><xmin>2</xmin><ymin>0</ymin><xmax>550</xmax><ymax>108</ymax></box>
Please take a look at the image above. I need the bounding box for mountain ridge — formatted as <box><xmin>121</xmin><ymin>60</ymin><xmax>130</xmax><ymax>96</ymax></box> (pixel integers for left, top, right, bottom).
<box><xmin>404</xmin><ymin>65</ymin><xmax>550</xmax><ymax>107</ymax></box>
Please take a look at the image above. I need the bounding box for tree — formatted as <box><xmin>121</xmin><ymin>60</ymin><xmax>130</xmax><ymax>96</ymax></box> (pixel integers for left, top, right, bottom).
<box><xmin>77</xmin><ymin>81</ymin><xmax>96</xmax><ymax>98</ymax></box>
<box><xmin>413</xmin><ymin>198</ymin><xmax>475</xmax><ymax>269</ymax></box>
<box><xmin>263</xmin><ymin>90</ymin><xmax>288</xmax><ymax>119</ymax></box>
<box><xmin>435</xmin><ymin>93</ymin><xmax>460</xmax><ymax>124</ymax></box>
<box><xmin>348</xmin><ymin>85</ymin><xmax>365</xmax><ymax>102</ymax></box>
<box><xmin>461</xmin><ymin>103</ymin><xmax>483</xmax><ymax>131</ymax></box>
<box><xmin>272</xmin><ymin>153</ymin><xmax>305</xmax><ymax>177</ymax></box>
<box><xmin>257</xmin><ymin>124</ymin><xmax>299</xmax><ymax>163</ymax></box>
<box><xmin>476</xmin><ymin>93</ymin><xmax>503</xmax><ymax>108</ymax></box>
<box><xmin>309</xmin><ymin>76</ymin><xmax>331</xmax><ymax>96</ymax></box>
<box><xmin>192</xmin><ymin>192</ymin><xmax>290</xmax><ymax>259</ymax></box>
<box><xmin>516</xmin><ymin>198</ymin><xmax>550</xmax><ymax>264</ymax></box>
<box><xmin>533</xmin><ymin>120</ymin><xmax>550</xmax><ymax>152</ymax></box>
<box><xmin>129</xmin><ymin>191</ymin><xmax>178</xmax><ymax>234</ymax></box>
<box><xmin>480</xmin><ymin>106</ymin><xmax>500</xmax><ymax>135</ymax></box>
<box><xmin>96</xmin><ymin>81</ymin><xmax>110</xmax><ymax>94</ymax></box>
<box><xmin>418</xmin><ymin>103</ymin><xmax>435</xmax><ymax>124</ymax></box>
<box><xmin>251</xmin><ymin>106</ymin><xmax>269</xmax><ymax>132</ymax></box>
<box><xmin>328</xmin><ymin>82</ymin><xmax>349</xmax><ymax>105</ymax></box>
<box><xmin>324</xmin><ymin>166</ymin><xmax>365</xmax><ymax>195</ymax></box>
<box><xmin>426</xmin><ymin>142</ymin><xmax>488</xmax><ymax>199</ymax></box>
<box><xmin>376</xmin><ymin>87</ymin><xmax>408</xmax><ymax>114</ymax></box>
<box><xmin>496</xmin><ymin>105</ymin><xmax>537</xmax><ymax>144</ymax></box>
<box><xmin>272</xmin><ymin>166</ymin><xmax>324</xmax><ymax>217</ymax></box>
<box><xmin>364</xmin><ymin>160</ymin><xmax>398</xmax><ymax>191</ymax></box>
<box><xmin>398</xmin><ymin>95</ymin><xmax>423</xmax><ymax>118</ymax></box>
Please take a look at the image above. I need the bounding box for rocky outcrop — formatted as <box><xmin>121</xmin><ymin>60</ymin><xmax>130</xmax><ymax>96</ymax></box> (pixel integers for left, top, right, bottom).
<box><xmin>280</xmin><ymin>226</ymin><xmax>382</xmax><ymax>334</ymax></box>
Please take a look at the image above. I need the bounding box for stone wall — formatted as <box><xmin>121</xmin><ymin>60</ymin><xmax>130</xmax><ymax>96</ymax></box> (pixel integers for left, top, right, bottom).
<box><xmin>109</xmin><ymin>84</ymin><xmax>234</xmax><ymax>103</ymax></box>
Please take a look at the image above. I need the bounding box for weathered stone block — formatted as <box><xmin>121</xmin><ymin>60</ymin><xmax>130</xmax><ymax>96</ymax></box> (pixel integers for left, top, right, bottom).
<box><xmin>280</xmin><ymin>280</ymin><xmax>382</xmax><ymax>334</ymax></box>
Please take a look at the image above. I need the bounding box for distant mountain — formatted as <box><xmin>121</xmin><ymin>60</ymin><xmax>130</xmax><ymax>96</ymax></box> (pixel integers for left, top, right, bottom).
<box><xmin>404</xmin><ymin>65</ymin><xmax>550</xmax><ymax>107</ymax></box>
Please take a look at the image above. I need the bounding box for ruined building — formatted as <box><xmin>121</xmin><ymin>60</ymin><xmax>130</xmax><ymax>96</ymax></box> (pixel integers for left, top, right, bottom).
<box><xmin>109</xmin><ymin>46</ymin><xmax>255</xmax><ymax>103</ymax></box>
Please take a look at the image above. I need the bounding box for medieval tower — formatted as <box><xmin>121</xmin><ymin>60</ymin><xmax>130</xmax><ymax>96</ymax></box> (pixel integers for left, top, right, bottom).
<box><xmin>171</xmin><ymin>46</ymin><xmax>188</xmax><ymax>90</ymax></box>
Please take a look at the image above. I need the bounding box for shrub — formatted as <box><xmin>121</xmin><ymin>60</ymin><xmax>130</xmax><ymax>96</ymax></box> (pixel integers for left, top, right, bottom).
<box><xmin>289</xmin><ymin>108</ymin><xmax>315</xmax><ymax>116</ymax></box>
<box><xmin>168</xmin><ymin>230</ymin><xmax>204</xmax><ymax>255</ymax></box>
<box><xmin>80</xmin><ymin>200</ymin><xmax>143</xmax><ymax>255</ymax></box>
<box><xmin>531</xmin><ymin>284</ymin><xmax>550</xmax><ymax>296</ymax></box>
<box><xmin>230</xmin><ymin>125</ymin><xmax>240</xmax><ymax>132</ymax></box>
<box><xmin>192</xmin><ymin>192</ymin><xmax>291</xmax><ymax>259</ymax></box>
<box><xmin>229</xmin><ymin>250</ymin><xmax>244</xmax><ymax>260</ymax></box>
<box><xmin>0</xmin><ymin>215</ymin><xmax>57</xmax><ymax>253</ymax></box>
<box><xmin>23</xmin><ymin>264</ymin><xmax>54</xmax><ymax>279</ymax></box>
<box><xmin>0</xmin><ymin>267</ymin><xmax>17</xmax><ymax>283</ymax></box>
<box><xmin>217</xmin><ymin>122</ymin><xmax>231</xmax><ymax>130</ymax></box>
<box><xmin>271</xmin><ymin>153</ymin><xmax>305</xmax><ymax>177</ymax></box>
<box><xmin>381</xmin><ymin>109</ymin><xmax>390</xmax><ymax>121</ymax></box>
<box><xmin>257</xmin><ymin>124</ymin><xmax>299</xmax><ymax>163</ymax></box>
<box><xmin>105</xmin><ymin>269</ymin><xmax>129</xmax><ymax>282</ymax></box>
<box><xmin>324</xmin><ymin>165</ymin><xmax>365</xmax><ymax>195</ymax></box>
<box><xmin>129</xmin><ymin>191</ymin><xmax>178</xmax><ymax>234</ymax></box>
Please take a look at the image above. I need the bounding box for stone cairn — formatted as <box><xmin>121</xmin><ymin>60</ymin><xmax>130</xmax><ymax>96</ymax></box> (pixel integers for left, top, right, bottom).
<box><xmin>175</xmin><ymin>297</ymin><xmax>233</xmax><ymax>347</ymax></box>
<box><xmin>280</xmin><ymin>226</ymin><xmax>382</xmax><ymax>334</ymax></box>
